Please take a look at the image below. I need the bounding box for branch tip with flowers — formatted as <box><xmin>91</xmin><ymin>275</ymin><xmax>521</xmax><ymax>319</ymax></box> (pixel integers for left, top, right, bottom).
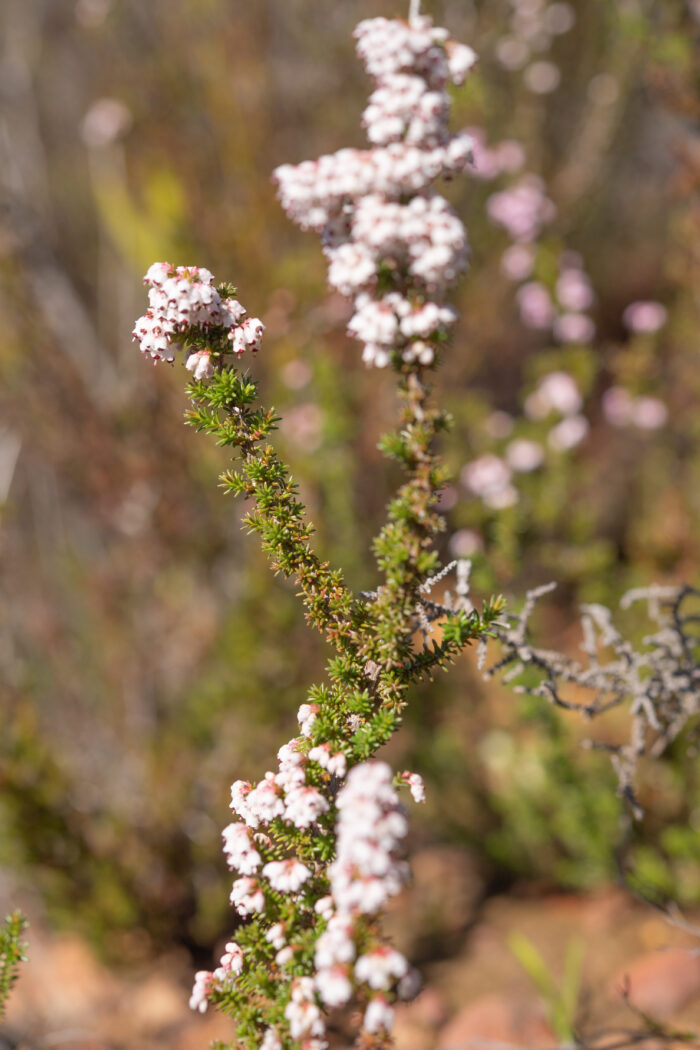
<box><xmin>131</xmin><ymin>12</ymin><xmax>501</xmax><ymax>1050</ymax></box>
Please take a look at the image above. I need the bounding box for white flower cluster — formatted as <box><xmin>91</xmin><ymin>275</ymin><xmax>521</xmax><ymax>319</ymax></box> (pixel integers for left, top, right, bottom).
<box><xmin>189</xmin><ymin>939</ymin><xmax>243</xmax><ymax>1013</ymax></box>
<box><xmin>132</xmin><ymin>262</ymin><xmax>264</xmax><ymax>375</ymax></box>
<box><xmin>192</xmin><ymin>744</ymin><xmax>424</xmax><ymax>1045</ymax></box>
<box><xmin>230</xmin><ymin>734</ymin><xmax>330</xmax><ymax>838</ymax></box>
<box><xmin>190</xmin><ymin>716</ymin><xmax>338</xmax><ymax>1018</ymax></box>
<box><xmin>273</xmin><ymin>15</ymin><xmax>478</xmax><ymax>368</ymax></box>
<box><xmin>312</xmin><ymin>762</ymin><xmax>420</xmax><ymax>1036</ymax></box>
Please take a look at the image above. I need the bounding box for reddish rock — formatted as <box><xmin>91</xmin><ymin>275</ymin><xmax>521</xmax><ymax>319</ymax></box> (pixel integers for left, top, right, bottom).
<box><xmin>129</xmin><ymin>973</ymin><xmax>186</xmax><ymax>1030</ymax></box>
<box><xmin>611</xmin><ymin>947</ymin><xmax>700</xmax><ymax>1019</ymax></box>
<box><xmin>6</xmin><ymin>932</ymin><xmax>119</xmax><ymax>1029</ymax></box>
<box><xmin>436</xmin><ymin>993</ymin><xmax>557</xmax><ymax>1049</ymax></box>
<box><xmin>176</xmin><ymin>1014</ymin><xmax>235</xmax><ymax>1050</ymax></box>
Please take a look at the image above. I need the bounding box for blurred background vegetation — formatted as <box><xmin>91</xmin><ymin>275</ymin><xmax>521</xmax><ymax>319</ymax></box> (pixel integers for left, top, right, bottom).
<box><xmin>0</xmin><ymin>0</ymin><xmax>698</xmax><ymax>968</ymax></box>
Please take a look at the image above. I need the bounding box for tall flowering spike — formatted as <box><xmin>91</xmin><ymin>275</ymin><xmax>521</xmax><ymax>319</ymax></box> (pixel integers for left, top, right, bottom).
<box><xmin>132</xmin><ymin>261</ymin><xmax>264</xmax><ymax>370</ymax></box>
<box><xmin>273</xmin><ymin>15</ymin><xmax>477</xmax><ymax>368</ymax></box>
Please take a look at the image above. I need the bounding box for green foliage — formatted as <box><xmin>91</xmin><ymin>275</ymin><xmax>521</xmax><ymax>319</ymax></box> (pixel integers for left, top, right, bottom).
<box><xmin>509</xmin><ymin>932</ymin><xmax>584</xmax><ymax>1043</ymax></box>
<box><xmin>0</xmin><ymin>911</ymin><xmax>28</xmax><ymax>1020</ymax></box>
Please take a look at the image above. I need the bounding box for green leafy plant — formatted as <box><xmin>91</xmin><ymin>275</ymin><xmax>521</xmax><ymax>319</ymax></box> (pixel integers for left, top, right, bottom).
<box><xmin>0</xmin><ymin>911</ymin><xmax>28</xmax><ymax>1020</ymax></box>
<box><xmin>509</xmin><ymin>931</ymin><xmax>584</xmax><ymax>1043</ymax></box>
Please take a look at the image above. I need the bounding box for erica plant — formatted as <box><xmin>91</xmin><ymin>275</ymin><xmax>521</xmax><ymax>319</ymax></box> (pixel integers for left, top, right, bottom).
<box><xmin>132</xmin><ymin>10</ymin><xmax>502</xmax><ymax>1050</ymax></box>
<box><xmin>0</xmin><ymin>912</ymin><xmax>28</xmax><ymax>1021</ymax></box>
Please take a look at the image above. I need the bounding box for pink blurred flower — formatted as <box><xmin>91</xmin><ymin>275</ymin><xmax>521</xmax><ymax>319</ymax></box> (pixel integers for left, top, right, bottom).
<box><xmin>632</xmin><ymin>396</ymin><xmax>668</xmax><ymax>430</ymax></box>
<box><xmin>496</xmin><ymin>140</ymin><xmax>526</xmax><ymax>173</ymax></box>
<box><xmin>501</xmin><ymin>244</ymin><xmax>535</xmax><ymax>281</ymax></box>
<box><xmin>280</xmin><ymin>403</ymin><xmax>323</xmax><ymax>452</ymax></box>
<box><xmin>524</xmin><ymin>61</ymin><xmax>561</xmax><ymax>94</ymax></box>
<box><xmin>81</xmin><ymin>98</ymin><xmax>132</xmax><ymax>148</ymax></box>
<box><xmin>622</xmin><ymin>300</ymin><xmax>668</xmax><ymax>334</ymax></box>
<box><xmin>545</xmin><ymin>3</ymin><xmax>576</xmax><ymax>35</ymax></box>
<box><xmin>495</xmin><ymin>37</ymin><xmax>530</xmax><ymax>71</ymax></box>
<box><xmin>553</xmin><ymin>312</ymin><xmax>595</xmax><ymax>344</ymax></box>
<box><xmin>548</xmin><ymin>415</ymin><xmax>589</xmax><ymax>451</ymax></box>
<box><xmin>556</xmin><ymin>268</ymin><xmax>594</xmax><ymax>312</ymax></box>
<box><xmin>602</xmin><ymin>386</ymin><xmax>634</xmax><ymax>427</ymax></box>
<box><xmin>487</xmin><ymin>176</ymin><xmax>555</xmax><ymax>243</ymax></box>
<box><xmin>461</xmin><ymin>455</ymin><xmax>519</xmax><ymax>509</ymax></box>
<box><xmin>449</xmin><ymin>529</ymin><xmax>483</xmax><ymax>558</ymax></box>
<box><xmin>505</xmin><ymin>438</ymin><xmax>544</xmax><ymax>472</ymax></box>
<box><xmin>525</xmin><ymin>371</ymin><xmax>582</xmax><ymax>419</ymax></box>
<box><xmin>461</xmin><ymin>454</ymin><xmax>511</xmax><ymax>496</ymax></box>
<box><xmin>484</xmin><ymin>410</ymin><xmax>514</xmax><ymax>438</ymax></box>
<box><xmin>516</xmin><ymin>281</ymin><xmax>555</xmax><ymax>329</ymax></box>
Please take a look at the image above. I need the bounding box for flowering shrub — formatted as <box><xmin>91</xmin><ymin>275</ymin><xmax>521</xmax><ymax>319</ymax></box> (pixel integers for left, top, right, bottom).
<box><xmin>132</xmin><ymin>12</ymin><xmax>504</xmax><ymax>1047</ymax></box>
<box><xmin>0</xmin><ymin>4</ymin><xmax>697</xmax><ymax>1046</ymax></box>
<box><xmin>0</xmin><ymin>912</ymin><xmax>27</xmax><ymax>1020</ymax></box>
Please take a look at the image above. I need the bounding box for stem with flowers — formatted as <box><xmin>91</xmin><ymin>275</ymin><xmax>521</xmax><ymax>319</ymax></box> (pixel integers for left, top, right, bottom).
<box><xmin>131</xmin><ymin>12</ymin><xmax>500</xmax><ymax>1050</ymax></box>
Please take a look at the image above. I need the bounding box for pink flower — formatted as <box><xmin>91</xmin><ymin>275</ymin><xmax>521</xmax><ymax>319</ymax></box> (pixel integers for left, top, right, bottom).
<box><xmin>632</xmin><ymin>396</ymin><xmax>668</xmax><ymax>430</ymax></box>
<box><xmin>246</xmin><ymin>774</ymin><xmax>286</xmax><ymax>826</ymax></box>
<box><xmin>355</xmin><ymin>945</ymin><xmax>409</xmax><ymax>989</ymax></box>
<box><xmin>556</xmin><ymin>268</ymin><xmax>594</xmax><ymax>312</ymax></box>
<box><xmin>623</xmin><ymin>300</ymin><xmax>667</xmax><ymax>334</ymax></box>
<box><xmin>285</xmin><ymin>979</ymin><xmax>325</xmax><ymax>1039</ymax></box>
<box><xmin>314</xmin><ymin>915</ymin><xmax>356</xmax><ymax>969</ymax></box>
<box><xmin>261</xmin><ymin>1029</ymin><xmax>282</xmax><ymax>1050</ymax></box>
<box><xmin>284</xmin><ymin>785</ymin><xmax>329</xmax><ymax>829</ymax></box>
<box><xmin>548</xmin><ymin>415</ymin><xmax>589</xmax><ymax>451</ymax></box>
<box><xmin>133</xmin><ymin>264</ymin><xmax>252</xmax><ymax>362</ymax></box>
<box><xmin>221</xmin><ymin>822</ymin><xmax>261</xmax><ymax>874</ymax></box>
<box><xmin>185</xmin><ymin>349</ymin><xmax>215</xmax><ymax>381</ymax></box>
<box><xmin>487</xmin><ymin>177</ymin><xmax>555</xmax><ymax>243</ymax></box>
<box><xmin>266</xmin><ymin>923</ymin><xmax>287</xmax><ymax>950</ymax></box>
<box><xmin>461</xmin><ymin>455</ymin><xmax>518</xmax><ymax>508</ymax></box>
<box><xmin>230</xmin><ymin>877</ymin><xmax>265</xmax><ymax>916</ymax></box>
<box><xmin>262</xmin><ymin>858</ymin><xmax>312</xmax><ymax>893</ymax></box>
<box><xmin>81</xmin><ymin>97</ymin><xmax>132</xmax><ymax>148</ymax></box>
<box><xmin>505</xmin><ymin>438</ymin><xmax>544</xmax><ymax>473</ymax></box>
<box><xmin>602</xmin><ymin>386</ymin><xmax>634</xmax><ymax>427</ymax></box>
<box><xmin>363</xmin><ymin>996</ymin><xmax>395</xmax><ymax>1034</ymax></box>
<box><xmin>189</xmin><ymin>970</ymin><xmax>213</xmax><ymax>1013</ymax></box>
<box><xmin>501</xmin><ymin>243</ymin><xmax>535</xmax><ymax>281</ymax></box>
<box><xmin>523</xmin><ymin>61</ymin><xmax>561</xmax><ymax>94</ymax></box>
<box><xmin>229</xmin><ymin>317</ymin><xmax>265</xmax><ymax>353</ymax></box>
<box><xmin>309</xmin><ymin>744</ymin><xmax>348</xmax><ymax>778</ymax></box>
<box><xmin>297</xmin><ymin>703</ymin><xmax>319</xmax><ymax>737</ymax></box>
<box><xmin>275</xmin><ymin>946</ymin><xmax>295</xmax><ymax>966</ymax></box>
<box><xmin>553</xmin><ymin>312</ymin><xmax>595</xmax><ymax>344</ymax></box>
<box><xmin>461</xmin><ymin>454</ymin><xmax>511</xmax><ymax>498</ymax></box>
<box><xmin>516</xmin><ymin>281</ymin><xmax>555</xmax><ymax>329</ymax></box>
<box><xmin>314</xmin><ymin>896</ymin><xmax>335</xmax><ymax>921</ymax></box>
<box><xmin>315</xmin><ymin>964</ymin><xmax>353</xmax><ymax>1007</ymax></box>
<box><xmin>400</xmin><ymin>771</ymin><xmax>426</xmax><ymax>803</ymax></box>
<box><xmin>449</xmin><ymin>529</ymin><xmax>483</xmax><ymax>558</ymax></box>
<box><xmin>525</xmin><ymin>371</ymin><xmax>582</xmax><ymax>419</ymax></box>
<box><xmin>217</xmin><ymin>941</ymin><xmax>244</xmax><ymax>976</ymax></box>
